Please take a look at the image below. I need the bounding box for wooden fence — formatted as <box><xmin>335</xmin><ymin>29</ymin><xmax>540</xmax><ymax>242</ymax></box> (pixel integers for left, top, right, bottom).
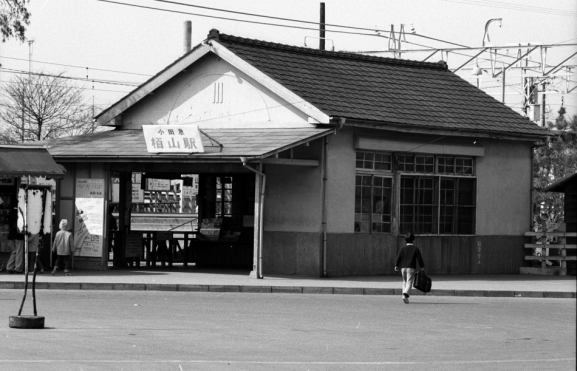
<box><xmin>522</xmin><ymin>231</ymin><xmax>577</xmax><ymax>275</ymax></box>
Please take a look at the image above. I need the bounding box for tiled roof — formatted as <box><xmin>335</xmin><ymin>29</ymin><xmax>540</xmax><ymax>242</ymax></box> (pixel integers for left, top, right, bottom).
<box><xmin>40</xmin><ymin>128</ymin><xmax>333</xmax><ymax>159</ymax></box>
<box><xmin>214</xmin><ymin>32</ymin><xmax>548</xmax><ymax>138</ymax></box>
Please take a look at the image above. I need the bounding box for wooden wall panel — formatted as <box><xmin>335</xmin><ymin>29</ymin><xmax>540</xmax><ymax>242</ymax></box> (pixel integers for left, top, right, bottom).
<box><xmin>296</xmin><ymin>233</ymin><xmax>321</xmax><ymax>277</ymax></box>
<box><xmin>264</xmin><ymin>232</ymin><xmax>526</xmax><ymax>277</ymax></box>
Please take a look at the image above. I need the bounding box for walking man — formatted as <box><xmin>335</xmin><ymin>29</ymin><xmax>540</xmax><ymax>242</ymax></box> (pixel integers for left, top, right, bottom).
<box><xmin>394</xmin><ymin>232</ymin><xmax>425</xmax><ymax>304</ymax></box>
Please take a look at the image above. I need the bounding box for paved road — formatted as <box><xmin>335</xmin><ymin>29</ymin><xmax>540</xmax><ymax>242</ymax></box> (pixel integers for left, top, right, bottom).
<box><xmin>0</xmin><ymin>290</ymin><xmax>575</xmax><ymax>371</ymax></box>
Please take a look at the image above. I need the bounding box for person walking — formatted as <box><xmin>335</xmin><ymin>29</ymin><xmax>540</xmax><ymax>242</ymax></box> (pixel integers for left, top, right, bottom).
<box><xmin>52</xmin><ymin>219</ymin><xmax>74</xmax><ymax>276</ymax></box>
<box><xmin>394</xmin><ymin>232</ymin><xmax>425</xmax><ymax>304</ymax></box>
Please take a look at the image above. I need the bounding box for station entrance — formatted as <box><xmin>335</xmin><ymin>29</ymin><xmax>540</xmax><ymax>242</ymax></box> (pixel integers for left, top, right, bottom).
<box><xmin>108</xmin><ymin>169</ymin><xmax>255</xmax><ymax>270</ymax></box>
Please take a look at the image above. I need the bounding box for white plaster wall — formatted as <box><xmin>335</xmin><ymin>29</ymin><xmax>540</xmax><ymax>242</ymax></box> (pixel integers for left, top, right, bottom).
<box><xmin>475</xmin><ymin>139</ymin><xmax>532</xmax><ymax>235</ymax></box>
<box><xmin>122</xmin><ymin>54</ymin><xmax>310</xmax><ymax>129</ymax></box>
<box><xmin>264</xmin><ymin>142</ymin><xmax>323</xmax><ymax>233</ymax></box>
<box><xmin>325</xmin><ymin>127</ymin><xmax>356</xmax><ymax>233</ymax></box>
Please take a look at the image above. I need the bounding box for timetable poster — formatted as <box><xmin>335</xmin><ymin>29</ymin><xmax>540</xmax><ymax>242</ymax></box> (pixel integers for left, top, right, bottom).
<box><xmin>74</xmin><ymin>179</ymin><xmax>105</xmax><ymax>257</ymax></box>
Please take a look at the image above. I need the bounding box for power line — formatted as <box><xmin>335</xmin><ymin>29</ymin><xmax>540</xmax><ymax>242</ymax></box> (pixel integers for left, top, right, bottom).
<box><xmin>438</xmin><ymin>0</ymin><xmax>577</xmax><ymax>17</ymax></box>
<box><xmin>97</xmin><ymin>0</ymin><xmax>498</xmax><ymax>66</ymax></box>
<box><xmin>0</xmin><ymin>67</ymin><xmax>140</xmax><ymax>87</ymax></box>
<box><xmin>0</xmin><ymin>55</ymin><xmax>152</xmax><ymax>77</ymax></box>
<box><xmin>153</xmin><ymin>0</ymin><xmax>379</xmax><ymax>32</ymax></box>
<box><xmin>97</xmin><ymin>0</ymin><xmax>377</xmax><ymax>37</ymax></box>
<box><xmin>0</xmin><ymin>79</ymin><xmax>132</xmax><ymax>94</ymax></box>
<box><xmin>150</xmin><ymin>0</ymin><xmax>478</xmax><ymax>51</ymax></box>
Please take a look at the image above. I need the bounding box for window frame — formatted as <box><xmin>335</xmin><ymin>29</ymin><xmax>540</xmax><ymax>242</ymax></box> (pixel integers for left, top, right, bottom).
<box><xmin>356</xmin><ymin>150</ymin><xmax>477</xmax><ymax>236</ymax></box>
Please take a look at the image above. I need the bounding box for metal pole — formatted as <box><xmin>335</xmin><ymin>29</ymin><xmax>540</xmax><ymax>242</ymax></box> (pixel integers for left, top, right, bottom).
<box><xmin>502</xmin><ymin>65</ymin><xmax>506</xmax><ymax>103</ymax></box>
<box><xmin>319</xmin><ymin>3</ymin><xmax>325</xmax><ymax>51</ymax></box>
<box><xmin>541</xmin><ymin>85</ymin><xmax>546</xmax><ymax>126</ymax></box>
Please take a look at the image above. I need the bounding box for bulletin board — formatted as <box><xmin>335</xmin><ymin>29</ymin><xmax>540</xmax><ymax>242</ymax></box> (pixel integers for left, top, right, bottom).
<box><xmin>74</xmin><ymin>179</ymin><xmax>105</xmax><ymax>257</ymax></box>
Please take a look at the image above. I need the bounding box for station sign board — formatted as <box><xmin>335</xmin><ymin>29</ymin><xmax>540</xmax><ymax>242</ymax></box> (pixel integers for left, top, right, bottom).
<box><xmin>142</xmin><ymin>125</ymin><xmax>204</xmax><ymax>154</ymax></box>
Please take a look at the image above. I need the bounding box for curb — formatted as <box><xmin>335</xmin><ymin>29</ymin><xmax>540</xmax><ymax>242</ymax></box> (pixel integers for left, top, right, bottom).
<box><xmin>0</xmin><ymin>282</ymin><xmax>575</xmax><ymax>299</ymax></box>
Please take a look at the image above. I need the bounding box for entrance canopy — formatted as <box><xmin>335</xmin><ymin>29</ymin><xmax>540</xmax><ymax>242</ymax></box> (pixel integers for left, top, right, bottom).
<box><xmin>0</xmin><ymin>145</ymin><xmax>65</xmax><ymax>177</ymax></box>
<box><xmin>40</xmin><ymin>127</ymin><xmax>334</xmax><ymax>163</ymax></box>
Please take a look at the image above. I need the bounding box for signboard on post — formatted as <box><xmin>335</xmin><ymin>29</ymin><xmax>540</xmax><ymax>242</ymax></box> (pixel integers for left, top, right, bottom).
<box><xmin>142</xmin><ymin>125</ymin><xmax>204</xmax><ymax>154</ymax></box>
<box><xmin>132</xmin><ymin>183</ymin><xmax>144</xmax><ymax>203</ymax></box>
<box><xmin>125</xmin><ymin>232</ymin><xmax>143</xmax><ymax>258</ymax></box>
<box><xmin>74</xmin><ymin>179</ymin><xmax>105</xmax><ymax>257</ymax></box>
<box><xmin>146</xmin><ymin>178</ymin><xmax>170</xmax><ymax>191</ymax></box>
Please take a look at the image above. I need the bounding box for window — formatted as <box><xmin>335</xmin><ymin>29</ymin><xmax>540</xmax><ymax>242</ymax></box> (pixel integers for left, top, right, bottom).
<box><xmin>204</xmin><ymin>176</ymin><xmax>234</xmax><ymax>218</ymax></box>
<box><xmin>456</xmin><ymin>158</ymin><xmax>473</xmax><ymax>175</ymax></box>
<box><xmin>356</xmin><ymin>151</ymin><xmax>476</xmax><ymax>235</ymax></box>
<box><xmin>416</xmin><ymin>155</ymin><xmax>434</xmax><ymax>173</ymax></box>
<box><xmin>400</xmin><ymin>177</ymin><xmax>435</xmax><ymax>234</ymax></box>
<box><xmin>437</xmin><ymin>157</ymin><xmax>454</xmax><ymax>174</ymax></box>
<box><xmin>356</xmin><ymin>151</ymin><xmax>392</xmax><ymax>171</ymax></box>
<box><xmin>439</xmin><ymin>177</ymin><xmax>475</xmax><ymax>234</ymax></box>
<box><xmin>396</xmin><ymin>154</ymin><xmax>414</xmax><ymax>172</ymax></box>
<box><xmin>355</xmin><ymin>175</ymin><xmax>392</xmax><ymax>233</ymax></box>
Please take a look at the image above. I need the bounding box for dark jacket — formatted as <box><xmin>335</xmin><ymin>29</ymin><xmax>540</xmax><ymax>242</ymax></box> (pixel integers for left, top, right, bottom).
<box><xmin>395</xmin><ymin>243</ymin><xmax>425</xmax><ymax>269</ymax></box>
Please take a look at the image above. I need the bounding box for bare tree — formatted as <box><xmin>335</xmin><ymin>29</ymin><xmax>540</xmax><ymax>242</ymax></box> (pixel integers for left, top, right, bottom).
<box><xmin>1</xmin><ymin>0</ymin><xmax>30</xmax><ymax>42</ymax></box>
<box><xmin>0</xmin><ymin>71</ymin><xmax>95</xmax><ymax>143</ymax></box>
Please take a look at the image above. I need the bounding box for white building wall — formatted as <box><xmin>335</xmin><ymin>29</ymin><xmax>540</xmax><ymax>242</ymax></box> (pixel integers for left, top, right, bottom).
<box><xmin>122</xmin><ymin>54</ymin><xmax>311</xmax><ymax>129</ymax></box>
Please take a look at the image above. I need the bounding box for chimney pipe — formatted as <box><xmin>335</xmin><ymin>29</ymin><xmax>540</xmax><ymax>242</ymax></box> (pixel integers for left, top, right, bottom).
<box><xmin>184</xmin><ymin>20</ymin><xmax>192</xmax><ymax>54</ymax></box>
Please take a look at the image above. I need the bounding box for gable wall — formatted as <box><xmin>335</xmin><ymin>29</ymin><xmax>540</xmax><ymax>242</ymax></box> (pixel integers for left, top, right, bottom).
<box><xmin>121</xmin><ymin>54</ymin><xmax>310</xmax><ymax>129</ymax></box>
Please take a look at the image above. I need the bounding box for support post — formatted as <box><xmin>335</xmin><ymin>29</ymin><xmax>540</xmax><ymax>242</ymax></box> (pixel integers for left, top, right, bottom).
<box><xmin>243</xmin><ymin>158</ymin><xmax>265</xmax><ymax>279</ymax></box>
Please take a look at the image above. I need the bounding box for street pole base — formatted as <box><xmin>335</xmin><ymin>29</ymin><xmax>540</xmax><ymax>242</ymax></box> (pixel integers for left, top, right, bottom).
<box><xmin>249</xmin><ymin>270</ymin><xmax>263</xmax><ymax>279</ymax></box>
<box><xmin>9</xmin><ymin>315</ymin><xmax>45</xmax><ymax>329</ymax></box>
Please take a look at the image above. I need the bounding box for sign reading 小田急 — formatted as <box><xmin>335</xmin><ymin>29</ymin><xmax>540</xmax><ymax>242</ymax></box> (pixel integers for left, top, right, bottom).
<box><xmin>143</xmin><ymin>125</ymin><xmax>204</xmax><ymax>154</ymax></box>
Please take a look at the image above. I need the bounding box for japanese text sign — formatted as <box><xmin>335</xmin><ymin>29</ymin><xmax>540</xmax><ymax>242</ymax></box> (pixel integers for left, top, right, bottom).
<box><xmin>143</xmin><ymin>125</ymin><xmax>204</xmax><ymax>154</ymax></box>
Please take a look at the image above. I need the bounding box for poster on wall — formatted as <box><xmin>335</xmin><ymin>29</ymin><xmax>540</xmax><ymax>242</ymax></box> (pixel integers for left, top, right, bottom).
<box><xmin>74</xmin><ymin>179</ymin><xmax>105</xmax><ymax>257</ymax></box>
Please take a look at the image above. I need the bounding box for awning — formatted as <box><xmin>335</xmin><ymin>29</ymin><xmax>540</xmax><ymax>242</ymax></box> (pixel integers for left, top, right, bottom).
<box><xmin>37</xmin><ymin>127</ymin><xmax>335</xmax><ymax>162</ymax></box>
<box><xmin>0</xmin><ymin>146</ymin><xmax>65</xmax><ymax>178</ymax></box>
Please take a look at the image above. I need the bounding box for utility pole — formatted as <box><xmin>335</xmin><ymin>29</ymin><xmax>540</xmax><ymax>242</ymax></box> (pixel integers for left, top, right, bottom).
<box><xmin>541</xmin><ymin>82</ymin><xmax>547</xmax><ymax>126</ymax></box>
<box><xmin>319</xmin><ymin>2</ymin><xmax>325</xmax><ymax>51</ymax></box>
<box><xmin>21</xmin><ymin>39</ymin><xmax>34</xmax><ymax>142</ymax></box>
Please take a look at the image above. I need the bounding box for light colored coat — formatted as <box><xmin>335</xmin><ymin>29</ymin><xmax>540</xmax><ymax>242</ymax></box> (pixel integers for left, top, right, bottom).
<box><xmin>52</xmin><ymin>230</ymin><xmax>73</xmax><ymax>256</ymax></box>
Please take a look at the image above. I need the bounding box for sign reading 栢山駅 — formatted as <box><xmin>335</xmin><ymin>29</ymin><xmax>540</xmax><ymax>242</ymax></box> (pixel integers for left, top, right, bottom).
<box><xmin>142</xmin><ymin>125</ymin><xmax>204</xmax><ymax>154</ymax></box>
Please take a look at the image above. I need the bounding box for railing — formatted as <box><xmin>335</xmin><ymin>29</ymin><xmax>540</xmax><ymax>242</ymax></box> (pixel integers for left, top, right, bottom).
<box><xmin>142</xmin><ymin>231</ymin><xmax>198</xmax><ymax>267</ymax></box>
<box><xmin>523</xmin><ymin>231</ymin><xmax>577</xmax><ymax>274</ymax></box>
<box><xmin>108</xmin><ymin>227</ymin><xmax>199</xmax><ymax>268</ymax></box>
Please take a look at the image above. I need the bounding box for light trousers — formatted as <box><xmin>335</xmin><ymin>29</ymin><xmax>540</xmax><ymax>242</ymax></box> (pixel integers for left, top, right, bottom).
<box><xmin>6</xmin><ymin>240</ymin><xmax>24</xmax><ymax>272</ymax></box>
<box><xmin>401</xmin><ymin>268</ymin><xmax>417</xmax><ymax>297</ymax></box>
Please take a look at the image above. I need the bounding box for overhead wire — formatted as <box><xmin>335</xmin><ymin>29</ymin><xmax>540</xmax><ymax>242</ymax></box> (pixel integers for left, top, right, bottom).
<box><xmin>0</xmin><ymin>55</ymin><xmax>152</xmax><ymax>77</ymax></box>
<box><xmin>146</xmin><ymin>0</ymin><xmax>561</xmax><ymax>71</ymax></box>
<box><xmin>0</xmin><ymin>67</ymin><xmax>141</xmax><ymax>87</ymax></box>
<box><xmin>0</xmin><ymin>79</ymin><xmax>132</xmax><ymax>94</ymax></box>
<box><xmin>438</xmin><ymin>0</ymin><xmax>577</xmax><ymax>17</ymax></box>
<box><xmin>97</xmin><ymin>0</ymin><xmax>516</xmax><ymax>71</ymax></box>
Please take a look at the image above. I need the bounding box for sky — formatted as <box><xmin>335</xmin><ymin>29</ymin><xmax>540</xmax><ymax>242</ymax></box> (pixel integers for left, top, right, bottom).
<box><xmin>1</xmin><ymin>0</ymin><xmax>576</xmax><ymax>122</ymax></box>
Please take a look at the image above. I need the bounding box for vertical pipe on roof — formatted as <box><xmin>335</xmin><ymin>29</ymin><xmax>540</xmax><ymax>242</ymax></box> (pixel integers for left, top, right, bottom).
<box><xmin>184</xmin><ymin>20</ymin><xmax>192</xmax><ymax>54</ymax></box>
